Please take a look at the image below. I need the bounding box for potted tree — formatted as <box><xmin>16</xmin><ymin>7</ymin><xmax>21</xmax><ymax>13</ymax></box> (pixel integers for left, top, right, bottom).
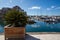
<box><xmin>4</xmin><ymin>9</ymin><xmax>28</xmax><ymax>40</ymax></box>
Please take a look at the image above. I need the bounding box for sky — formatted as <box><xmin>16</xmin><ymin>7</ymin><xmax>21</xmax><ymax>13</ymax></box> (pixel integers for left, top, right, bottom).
<box><xmin>0</xmin><ymin>0</ymin><xmax>60</xmax><ymax>16</ymax></box>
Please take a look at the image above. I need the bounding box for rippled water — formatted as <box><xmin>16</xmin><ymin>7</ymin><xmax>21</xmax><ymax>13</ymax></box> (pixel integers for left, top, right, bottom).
<box><xmin>26</xmin><ymin>20</ymin><xmax>60</xmax><ymax>32</ymax></box>
<box><xmin>0</xmin><ymin>20</ymin><xmax>60</xmax><ymax>32</ymax></box>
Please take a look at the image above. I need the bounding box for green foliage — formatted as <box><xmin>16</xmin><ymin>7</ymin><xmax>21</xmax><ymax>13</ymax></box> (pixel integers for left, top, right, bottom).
<box><xmin>4</xmin><ymin>10</ymin><xmax>28</xmax><ymax>27</ymax></box>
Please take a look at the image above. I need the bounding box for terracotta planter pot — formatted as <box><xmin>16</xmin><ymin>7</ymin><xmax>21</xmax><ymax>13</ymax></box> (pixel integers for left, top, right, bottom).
<box><xmin>4</xmin><ymin>25</ymin><xmax>25</xmax><ymax>40</ymax></box>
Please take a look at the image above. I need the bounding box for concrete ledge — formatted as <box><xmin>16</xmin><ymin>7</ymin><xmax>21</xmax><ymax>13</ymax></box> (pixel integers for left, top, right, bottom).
<box><xmin>27</xmin><ymin>32</ymin><xmax>60</xmax><ymax>35</ymax></box>
<box><xmin>0</xmin><ymin>32</ymin><xmax>60</xmax><ymax>40</ymax></box>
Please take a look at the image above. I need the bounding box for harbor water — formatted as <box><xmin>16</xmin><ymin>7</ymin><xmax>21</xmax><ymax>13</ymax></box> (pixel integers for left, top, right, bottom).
<box><xmin>0</xmin><ymin>20</ymin><xmax>60</xmax><ymax>32</ymax></box>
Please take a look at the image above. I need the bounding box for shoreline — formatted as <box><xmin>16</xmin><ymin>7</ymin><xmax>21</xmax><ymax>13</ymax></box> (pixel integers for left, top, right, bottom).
<box><xmin>1</xmin><ymin>32</ymin><xmax>60</xmax><ymax>34</ymax></box>
<box><xmin>26</xmin><ymin>32</ymin><xmax>60</xmax><ymax>35</ymax></box>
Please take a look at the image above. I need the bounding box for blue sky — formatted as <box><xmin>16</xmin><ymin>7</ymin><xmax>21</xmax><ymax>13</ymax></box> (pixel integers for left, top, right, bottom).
<box><xmin>0</xmin><ymin>0</ymin><xmax>60</xmax><ymax>16</ymax></box>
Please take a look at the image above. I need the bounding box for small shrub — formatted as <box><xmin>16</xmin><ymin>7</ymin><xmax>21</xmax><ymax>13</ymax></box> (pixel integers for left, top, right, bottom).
<box><xmin>4</xmin><ymin>9</ymin><xmax>28</xmax><ymax>27</ymax></box>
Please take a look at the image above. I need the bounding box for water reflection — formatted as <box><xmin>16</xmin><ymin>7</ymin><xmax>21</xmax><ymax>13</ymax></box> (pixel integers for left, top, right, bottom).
<box><xmin>31</xmin><ymin>25</ymin><xmax>40</xmax><ymax>28</ymax></box>
<box><xmin>0</xmin><ymin>20</ymin><xmax>60</xmax><ymax>32</ymax></box>
<box><xmin>0</xmin><ymin>25</ymin><xmax>4</xmax><ymax>32</ymax></box>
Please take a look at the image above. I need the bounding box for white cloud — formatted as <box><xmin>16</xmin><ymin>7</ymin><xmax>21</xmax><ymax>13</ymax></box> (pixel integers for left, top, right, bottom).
<box><xmin>9</xmin><ymin>0</ymin><xmax>24</xmax><ymax>3</ymax></box>
<box><xmin>20</xmin><ymin>0</ymin><xmax>23</xmax><ymax>3</ymax></box>
<box><xmin>47</xmin><ymin>6</ymin><xmax>55</xmax><ymax>11</ymax></box>
<box><xmin>28</xmin><ymin>6</ymin><xmax>41</xmax><ymax>10</ymax></box>
<box><xmin>51</xmin><ymin>6</ymin><xmax>55</xmax><ymax>8</ymax></box>
<box><xmin>55</xmin><ymin>7</ymin><xmax>60</xmax><ymax>9</ymax></box>
<box><xmin>10</xmin><ymin>0</ymin><xmax>12</xmax><ymax>3</ymax></box>
<box><xmin>18</xmin><ymin>0</ymin><xmax>24</xmax><ymax>3</ymax></box>
<box><xmin>47</xmin><ymin>8</ymin><xmax>51</xmax><ymax>10</ymax></box>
